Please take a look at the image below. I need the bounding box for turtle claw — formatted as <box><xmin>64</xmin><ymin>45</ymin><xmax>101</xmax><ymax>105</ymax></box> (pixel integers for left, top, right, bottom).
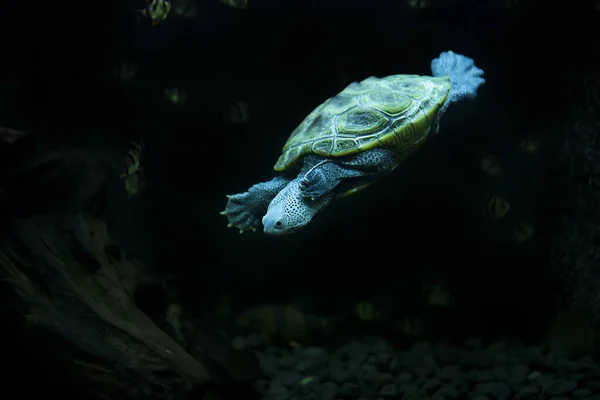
<box><xmin>222</xmin><ymin>191</ymin><xmax>264</xmax><ymax>233</ymax></box>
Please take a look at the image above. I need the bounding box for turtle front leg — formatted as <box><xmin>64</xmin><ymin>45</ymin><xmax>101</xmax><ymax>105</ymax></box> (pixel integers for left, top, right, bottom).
<box><xmin>299</xmin><ymin>149</ymin><xmax>397</xmax><ymax>201</ymax></box>
<box><xmin>221</xmin><ymin>176</ymin><xmax>290</xmax><ymax>232</ymax></box>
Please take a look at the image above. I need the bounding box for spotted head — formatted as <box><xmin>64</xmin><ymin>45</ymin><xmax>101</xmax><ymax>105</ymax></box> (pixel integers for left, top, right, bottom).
<box><xmin>262</xmin><ymin>178</ymin><xmax>333</xmax><ymax>236</ymax></box>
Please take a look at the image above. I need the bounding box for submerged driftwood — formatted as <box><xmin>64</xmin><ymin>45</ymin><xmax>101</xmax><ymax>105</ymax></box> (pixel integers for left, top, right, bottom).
<box><xmin>0</xmin><ymin>143</ymin><xmax>258</xmax><ymax>399</ymax></box>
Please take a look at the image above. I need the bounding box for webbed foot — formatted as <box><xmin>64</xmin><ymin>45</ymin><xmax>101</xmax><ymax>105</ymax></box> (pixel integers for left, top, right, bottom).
<box><xmin>221</xmin><ymin>177</ymin><xmax>289</xmax><ymax>233</ymax></box>
<box><xmin>299</xmin><ymin>167</ymin><xmax>334</xmax><ymax>201</ymax></box>
<box><xmin>431</xmin><ymin>51</ymin><xmax>485</xmax><ymax>103</ymax></box>
<box><xmin>298</xmin><ymin>152</ymin><xmax>396</xmax><ymax>201</ymax></box>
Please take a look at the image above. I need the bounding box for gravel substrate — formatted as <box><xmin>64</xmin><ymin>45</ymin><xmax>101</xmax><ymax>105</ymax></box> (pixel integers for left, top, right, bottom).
<box><xmin>233</xmin><ymin>335</ymin><xmax>600</xmax><ymax>400</ymax></box>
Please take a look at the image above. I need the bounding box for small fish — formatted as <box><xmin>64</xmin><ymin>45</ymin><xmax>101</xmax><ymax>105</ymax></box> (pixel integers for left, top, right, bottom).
<box><xmin>484</xmin><ymin>196</ymin><xmax>511</xmax><ymax>221</ymax></box>
<box><xmin>300</xmin><ymin>376</ymin><xmax>315</xmax><ymax>386</ymax></box>
<box><xmin>480</xmin><ymin>153</ymin><xmax>502</xmax><ymax>176</ymax></box>
<box><xmin>514</xmin><ymin>219</ymin><xmax>535</xmax><ymax>243</ymax></box>
<box><xmin>164</xmin><ymin>88</ymin><xmax>188</xmax><ymax>106</ymax></box>
<box><xmin>395</xmin><ymin>317</ymin><xmax>423</xmax><ymax>337</ymax></box>
<box><xmin>223</xmin><ymin>101</ymin><xmax>250</xmax><ymax>124</ymax></box>
<box><xmin>172</xmin><ymin>0</ymin><xmax>197</xmax><ymax>18</ymax></box>
<box><xmin>221</xmin><ymin>0</ymin><xmax>248</xmax><ymax>10</ymax></box>
<box><xmin>406</xmin><ymin>0</ymin><xmax>430</xmax><ymax>8</ymax></box>
<box><xmin>121</xmin><ymin>141</ymin><xmax>143</xmax><ymax>179</ymax></box>
<box><xmin>215</xmin><ymin>293</ymin><xmax>232</xmax><ymax>317</ymax></box>
<box><xmin>519</xmin><ymin>134</ymin><xmax>541</xmax><ymax>154</ymax></box>
<box><xmin>236</xmin><ymin>304</ymin><xmax>330</xmax><ymax>341</ymax></box>
<box><xmin>0</xmin><ymin>126</ymin><xmax>29</xmax><ymax>144</ymax></box>
<box><xmin>113</xmin><ymin>61</ymin><xmax>138</xmax><ymax>83</ymax></box>
<box><xmin>135</xmin><ymin>0</ymin><xmax>172</xmax><ymax>26</ymax></box>
<box><xmin>123</xmin><ymin>174</ymin><xmax>146</xmax><ymax>198</ymax></box>
<box><xmin>422</xmin><ymin>283</ymin><xmax>452</xmax><ymax>308</ymax></box>
<box><xmin>354</xmin><ymin>301</ymin><xmax>381</xmax><ymax>322</ymax></box>
<box><xmin>121</xmin><ymin>141</ymin><xmax>146</xmax><ymax>198</ymax></box>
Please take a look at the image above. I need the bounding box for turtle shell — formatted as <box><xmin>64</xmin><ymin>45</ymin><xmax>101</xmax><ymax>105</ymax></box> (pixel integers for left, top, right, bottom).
<box><xmin>274</xmin><ymin>74</ymin><xmax>451</xmax><ymax>171</ymax></box>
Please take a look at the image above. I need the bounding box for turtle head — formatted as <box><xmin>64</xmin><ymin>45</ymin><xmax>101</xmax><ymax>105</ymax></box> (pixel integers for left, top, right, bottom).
<box><xmin>262</xmin><ymin>178</ymin><xmax>333</xmax><ymax>236</ymax></box>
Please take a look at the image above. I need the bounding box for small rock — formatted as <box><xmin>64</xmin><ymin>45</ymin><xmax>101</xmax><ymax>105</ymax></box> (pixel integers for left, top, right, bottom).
<box><xmin>278</xmin><ymin>354</ymin><xmax>296</xmax><ymax>368</ymax></box>
<box><xmin>396</xmin><ymin>372</ymin><xmax>414</xmax><ymax>383</ymax></box>
<box><xmin>508</xmin><ymin>364</ymin><xmax>530</xmax><ymax>383</ymax></box>
<box><xmin>583</xmin><ymin>380</ymin><xmax>600</xmax><ymax>391</ymax></box>
<box><xmin>397</xmin><ymin>383</ymin><xmax>420</xmax><ymax>397</ymax></box>
<box><xmin>344</xmin><ymin>343</ymin><xmax>368</xmax><ymax>364</ymax></box>
<box><xmin>469</xmin><ymin>369</ymin><xmax>496</xmax><ymax>382</ymax></box>
<box><xmin>318</xmin><ymin>382</ymin><xmax>338</xmax><ymax>400</ymax></box>
<box><xmin>231</xmin><ymin>336</ymin><xmax>246</xmax><ymax>350</ymax></box>
<box><xmin>573</xmin><ymin>388</ymin><xmax>592</xmax><ymax>398</ymax></box>
<box><xmin>465</xmin><ymin>337</ymin><xmax>484</xmax><ymax>349</ymax></box>
<box><xmin>276</xmin><ymin>371</ymin><xmax>303</xmax><ymax>387</ymax></box>
<box><xmin>379</xmin><ymin>384</ymin><xmax>398</xmax><ymax>397</ymax></box>
<box><xmin>423</xmin><ymin>377</ymin><xmax>442</xmax><ymax>392</ymax></box>
<box><xmin>527</xmin><ymin>371</ymin><xmax>541</xmax><ymax>381</ymax></box>
<box><xmin>492</xmin><ymin>366</ymin><xmax>509</xmax><ymax>380</ymax></box>
<box><xmin>370</xmin><ymin>352</ymin><xmax>393</xmax><ymax>366</ymax></box>
<box><xmin>545</xmin><ymin>380</ymin><xmax>577</xmax><ymax>396</ymax></box>
<box><xmin>364</xmin><ymin>370</ymin><xmax>392</xmax><ymax>386</ymax></box>
<box><xmin>258</xmin><ymin>353</ymin><xmax>279</xmax><ymax>375</ymax></box>
<box><xmin>298</xmin><ymin>394</ymin><xmax>317</xmax><ymax>400</ymax></box>
<box><xmin>486</xmin><ymin>341</ymin><xmax>507</xmax><ymax>353</ymax></box>
<box><xmin>433</xmin><ymin>343</ymin><xmax>468</xmax><ymax>364</ymax></box>
<box><xmin>295</xmin><ymin>360</ymin><xmax>315</xmax><ymax>372</ymax></box>
<box><xmin>411</xmin><ymin>341</ymin><xmax>431</xmax><ymax>353</ymax></box>
<box><xmin>533</xmin><ymin>374</ymin><xmax>555</xmax><ymax>389</ymax></box>
<box><xmin>246</xmin><ymin>333</ymin><xmax>266</xmax><ymax>347</ymax></box>
<box><xmin>268</xmin><ymin>381</ymin><xmax>289</xmax><ymax>397</ymax></box>
<box><xmin>361</xmin><ymin>363</ymin><xmax>376</xmax><ymax>372</ymax></box>
<box><xmin>516</xmin><ymin>385</ymin><xmax>539</xmax><ymax>398</ymax></box>
<box><xmin>475</xmin><ymin>382</ymin><xmax>512</xmax><ymax>399</ymax></box>
<box><xmin>572</xmin><ymin>356</ymin><xmax>598</xmax><ymax>372</ymax></box>
<box><xmin>303</xmin><ymin>347</ymin><xmax>327</xmax><ymax>359</ymax></box>
<box><xmin>254</xmin><ymin>380</ymin><xmax>269</xmax><ymax>395</ymax></box>
<box><xmin>330</xmin><ymin>370</ymin><xmax>352</xmax><ymax>383</ymax></box>
<box><xmin>414</xmin><ymin>359</ymin><xmax>438</xmax><ymax>377</ymax></box>
<box><xmin>440</xmin><ymin>365</ymin><xmax>461</xmax><ymax>380</ymax></box>
<box><xmin>467</xmin><ymin>351</ymin><xmax>494</xmax><ymax>368</ymax></box>
<box><xmin>370</xmin><ymin>338</ymin><xmax>390</xmax><ymax>353</ymax></box>
<box><xmin>339</xmin><ymin>382</ymin><xmax>361</xmax><ymax>397</ymax></box>
<box><xmin>389</xmin><ymin>356</ymin><xmax>403</xmax><ymax>373</ymax></box>
<box><xmin>434</xmin><ymin>385</ymin><xmax>459</xmax><ymax>399</ymax></box>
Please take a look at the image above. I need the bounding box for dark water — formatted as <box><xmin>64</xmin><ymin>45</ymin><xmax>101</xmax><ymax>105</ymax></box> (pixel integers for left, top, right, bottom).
<box><xmin>1</xmin><ymin>0</ymin><xmax>599</xmax><ymax>397</ymax></box>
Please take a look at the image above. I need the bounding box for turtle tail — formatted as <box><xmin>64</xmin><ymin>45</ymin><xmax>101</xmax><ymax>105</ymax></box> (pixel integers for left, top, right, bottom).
<box><xmin>431</xmin><ymin>51</ymin><xmax>485</xmax><ymax>104</ymax></box>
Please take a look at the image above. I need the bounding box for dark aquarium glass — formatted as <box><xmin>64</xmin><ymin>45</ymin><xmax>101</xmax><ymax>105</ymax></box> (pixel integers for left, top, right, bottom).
<box><xmin>1</xmin><ymin>0</ymin><xmax>599</xmax><ymax>399</ymax></box>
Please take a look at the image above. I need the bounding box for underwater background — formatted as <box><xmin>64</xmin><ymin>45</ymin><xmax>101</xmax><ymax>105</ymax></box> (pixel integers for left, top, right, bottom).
<box><xmin>1</xmin><ymin>0</ymin><xmax>600</xmax><ymax>399</ymax></box>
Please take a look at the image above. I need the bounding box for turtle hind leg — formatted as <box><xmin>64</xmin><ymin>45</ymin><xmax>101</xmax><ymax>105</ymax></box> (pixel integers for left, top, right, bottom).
<box><xmin>299</xmin><ymin>149</ymin><xmax>397</xmax><ymax>201</ymax></box>
<box><xmin>431</xmin><ymin>51</ymin><xmax>485</xmax><ymax>103</ymax></box>
<box><xmin>222</xmin><ymin>176</ymin><xmax>289</xmax><ymax>232</ymax></box>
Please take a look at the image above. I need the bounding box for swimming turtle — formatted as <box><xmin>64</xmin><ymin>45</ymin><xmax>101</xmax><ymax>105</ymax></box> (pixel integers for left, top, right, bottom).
<box><xmin>222</xmin><ymin>51</ymin><xmax>485</xmax><ymax>236</ymax></box>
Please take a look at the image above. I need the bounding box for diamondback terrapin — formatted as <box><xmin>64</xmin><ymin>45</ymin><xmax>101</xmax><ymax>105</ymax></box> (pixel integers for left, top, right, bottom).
<box><xmin>222</xmin><ymin>51</ymin><xmax>485</xmax><ymax>236</ymax></box>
